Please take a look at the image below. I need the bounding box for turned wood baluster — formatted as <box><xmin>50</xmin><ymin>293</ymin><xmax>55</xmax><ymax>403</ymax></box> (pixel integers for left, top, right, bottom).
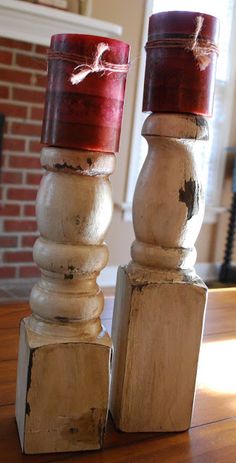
<box><xmin>16</xmin><ymin>147</ymin><xmax>115</xmax><ymax>453</ymax></box>
<box><xmin>131</xmin><ymin>114</ymin><xmax>206</xmax><ymax>272</ymax></box>
<box><xmin>110</xmin><ymin>113</ymin><xmax>209</xmax><ymax>432</ymax></box>
<box><xmin>30</xmin><ymin>147</ymin><xmax>115</xmax><ymax>336</ymax></box>
<box><xmin>15</xmin><ymin>33</ymin><xmax>129</xmax><ymax>454</ymax></box>
<box><xmin>110</xmin><ymin>10</ymin><xmax>218</xmax><ymax>433</ymax></box>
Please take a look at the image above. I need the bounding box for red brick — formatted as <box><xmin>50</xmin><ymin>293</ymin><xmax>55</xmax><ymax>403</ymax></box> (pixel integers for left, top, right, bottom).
<box><xmin>0</xmin><ymin>236</ymin><xmax>18</xmax><ymax>247</ymax></box>
<box><xmin>1</xmin><ymin>171</ymin><xmax>23</xmax><ymax>184</ymax></box>
<box><xmin>3</xmin><ymin>122</ymin><xmax>9</xmax><ymax>134</ymax></box>
<box><xmin>22</xmin><ymin>235</ymin><xmax>38</xmax><ymax>247</ymax></box>
<box><xmin>29</xmin><ymin>140</ymin><xmax>42</xmax><ymax>152</ymax></box>
<box><xmin>3</xmin><ymin>250</ymin><xmax>33</xmax><ymax>263</ymax></box>
<box><xmin>30</xmin><ymin>106</ymin><xmax>44</xmax><ymax>121</ymax></box>
<box><xmin>35</xmin><ymin>44</ymin><xmax>48</xmax><ymax>55</ymax></box>
<box><xmin>7</xmin><ymin>187</ymin><xmax>37</xmax><ymax>201</ymax></box>
<box><xmin>0</xmin><ymin>68</ymin><xmax>31</xmax><ymax>85</ymax></box>
<box><xmin>13</xmin><ymin>87</ymin><xmax>45</xmax><ymax>104</ymax></box>
<box><xmin>16</xmin><ymin>53</ymin><xmax>45</xmax><ymax>72</ymax></box>
<box><xmin>19</xmin><ymin>265</ymin><xmax>40</xmax><ymax>278</ymax></box>
<box><xmin>26</xmin><ymin>173</ymin><xmax>42</xmax><ymax>185</ymax></box>
<box><xmin>0</xmin><ymin>204</ymin><xmax>21</xmax><ymax>216</ymax></box>
<box><xmin>0</xmin><ymin>37</ymin><xmax>32</xmax><ymax>51</ymax></box>
<box><xmin>24</xmin><ymin>205</ymin><xmax>35</xmax><ymax>216</ymax></box>
<box><xmin>0</xmin><ymin>102</ymin><xmax>27</xmax><ymax>119</ymax></box>
<box><xmin>0</xmin><ymin>50</ymin><xmax>13</xmax><ymax>65</ymax></box>
<box><xmin>4</xmin><ymin>219</ymin><xmax>37</xmax><ymax>232</ymax></box>
<box><xmin>0</xmin><ymin>266</ymin><xmax>16</xmax><ymax>278</ymax></box>
<box><xmin>0</xmin><ymin>86</ymin><xmax>9</xmax><ymax>99</ymax></box>
<box><xmin>9</xmin><ymin>156</ymin><xmax>41</xmax><ymax>169</ymax></box>
<box><xmin>33</xmin><ymin>73</ymin><xmax>47</xmax><ymax>88</ymax></box>
<box><xmin>11</xmin><ymin>122</ymin><xmax>41</xmax><ymax>137</ymax></box>
<box><xmin>3</xmin><ymin>137</ymin><xmax>25</xmax><ymax>152</ymax></box>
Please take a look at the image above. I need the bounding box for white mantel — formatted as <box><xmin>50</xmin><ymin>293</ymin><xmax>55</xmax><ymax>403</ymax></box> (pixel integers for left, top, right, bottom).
<box><xmin>0</xmin><ymin>0</ymin><xmax>122</xmax><ymax>46</ymax></box>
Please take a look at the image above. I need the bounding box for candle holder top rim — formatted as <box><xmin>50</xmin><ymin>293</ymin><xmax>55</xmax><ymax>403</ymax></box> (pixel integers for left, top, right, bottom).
<box><xmin>51</xmin><ymin>33</ymin><xmax>130</xmax><ymax>49</ymax></box>
<box><xmin>50</xmin><ymin>33</ymin><xmax>130</xmax><ymax>64</ymax></box>
<box><xmin>148</xmin><ymin>10</ymin><xmax>219</xmax><ymax>43</ymax></box>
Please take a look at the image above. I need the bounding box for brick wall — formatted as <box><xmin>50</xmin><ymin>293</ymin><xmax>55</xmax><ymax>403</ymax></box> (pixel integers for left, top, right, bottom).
<box><xmin>0</xmin><ymin>37</ymin><xmax>47</xmax><ymax>279</ymax></box>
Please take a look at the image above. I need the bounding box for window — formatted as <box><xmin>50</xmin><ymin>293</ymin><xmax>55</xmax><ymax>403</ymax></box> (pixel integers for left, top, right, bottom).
<box><xmin>124</xmin><ymin>0</ymin><xmax>236</xmax><ymax>222</ymax></box>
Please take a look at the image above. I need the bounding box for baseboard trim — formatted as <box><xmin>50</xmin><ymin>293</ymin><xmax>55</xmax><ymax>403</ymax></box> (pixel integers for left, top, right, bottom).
<box><xmin>195</xmin><ymin>263</ymin><xmax>220</xmax><ymax>281</ymax></box>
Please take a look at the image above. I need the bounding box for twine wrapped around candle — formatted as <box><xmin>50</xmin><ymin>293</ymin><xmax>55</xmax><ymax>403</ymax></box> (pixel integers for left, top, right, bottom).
<box><xmin>47</xmin><ymin>42</ymin><xmax>130</xmax><ymax>85</ymax></box>
<box><xmin>145</xmin><ymin>16</ymin><xmax>219</xmax><ymax>71</ymax></box>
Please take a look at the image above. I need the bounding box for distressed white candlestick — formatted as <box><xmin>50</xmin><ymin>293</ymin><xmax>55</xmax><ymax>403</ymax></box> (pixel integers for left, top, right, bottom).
<box><xmin>110</xmin><ymin>113</ymin><xmax>209</xmax><ymax>431</ymax></box>
<box><xmin>15</xmin><ymin>33</ymin><xmax>129</xmax><ymax>454</ymax></box>
<box><xmin>16</xmin><ymin>148</ymin><xmax>115</xmax><ymax>453</ymax></box>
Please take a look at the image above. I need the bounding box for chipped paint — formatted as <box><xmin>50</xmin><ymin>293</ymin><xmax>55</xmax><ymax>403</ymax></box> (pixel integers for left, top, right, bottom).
<box><xmin>179</xmin><ymin>178</ymin><xmax>199</xmax><ymax>220</ymax></box>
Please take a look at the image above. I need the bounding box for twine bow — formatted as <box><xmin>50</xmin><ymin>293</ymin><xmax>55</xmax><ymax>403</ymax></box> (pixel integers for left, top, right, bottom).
<box><xmin>70</xmin><ymin>42</ymin><xmax>129</xmax><ymax>85</ymax></box>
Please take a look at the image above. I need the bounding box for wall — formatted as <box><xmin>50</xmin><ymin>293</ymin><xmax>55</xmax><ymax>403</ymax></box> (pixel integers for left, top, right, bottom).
<box><xmin>0</xmin><ymin>37</ymin><xmax>45</xmax><ymax>278</ymax></box>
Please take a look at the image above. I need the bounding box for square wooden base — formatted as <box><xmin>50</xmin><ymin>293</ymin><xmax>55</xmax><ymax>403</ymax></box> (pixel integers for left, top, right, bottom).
<box><xmin>16</xmin><ymin>317</ymin><xmax>111</xmax><ymax>454</ymax></box>
<box><xmin>110</xmin><ymin>265</ymin><xmax>207</xmax><ymax>432</ymax></box>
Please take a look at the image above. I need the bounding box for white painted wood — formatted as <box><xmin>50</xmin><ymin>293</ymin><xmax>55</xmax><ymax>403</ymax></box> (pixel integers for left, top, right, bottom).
<box><xmin>0</xmin><ymin>0</ymin><xmax>122</xmax><ymax>46</ymax></box>
<box><xmin>16</xmin><ymin>147</ymin><xmax>114</xmax><ymax>453</ymax></box>
<box><xmin>16</xmin><ymin>318</ymin><xmax>111</xmax><ymax>454</ymax></box>
<box><xmin>110</xmin><ymin>113</ymin><xmax>209</xmax><ymax>432</ymax></box>
<box><xmin>111</xmin><ymin>267</ymin><xmax>207</xmax><ymax>432</ymax></box>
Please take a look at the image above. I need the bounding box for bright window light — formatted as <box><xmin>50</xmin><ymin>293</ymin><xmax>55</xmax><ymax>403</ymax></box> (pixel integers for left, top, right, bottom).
<box><xmin>197</xmin><ymin>338</ymin><xmax>236</xmax><ymax>394</ymax></box>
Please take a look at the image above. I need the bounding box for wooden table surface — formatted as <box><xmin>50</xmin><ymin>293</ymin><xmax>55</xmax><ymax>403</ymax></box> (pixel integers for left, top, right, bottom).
<box><xmin>1</xmin><ymin>288</ymin><xmax>236</xmax><ymax>462</ymax></box>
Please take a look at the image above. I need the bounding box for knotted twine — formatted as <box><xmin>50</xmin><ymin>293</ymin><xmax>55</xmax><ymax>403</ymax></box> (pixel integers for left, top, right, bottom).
<box><xmin>145</xmin><ymin>16</ymin><xmax>219</xmax><ymax>71</ymax></box>
<box><xmin>47</xmin><ymin>42</ymin><xmax>130</xmax><ymax>85</ymax></box>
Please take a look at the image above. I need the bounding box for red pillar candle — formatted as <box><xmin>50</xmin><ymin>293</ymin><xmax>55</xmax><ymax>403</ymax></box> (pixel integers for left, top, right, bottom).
<box><xmin>143</xmin><ymin>11</ymin><xmax>219</xmax><ymax>116</ymax></box>
<box><xmin>41</xmin><ymin>34</ymin><xmax>130</xmax><ymax>152</ymax></box>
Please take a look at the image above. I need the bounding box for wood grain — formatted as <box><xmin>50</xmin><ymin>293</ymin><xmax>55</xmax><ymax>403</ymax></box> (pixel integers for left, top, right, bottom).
<box><xmin>0</xmin><ymin>289</ymin><xmax>236</xmax><ymax>461</ymax></box>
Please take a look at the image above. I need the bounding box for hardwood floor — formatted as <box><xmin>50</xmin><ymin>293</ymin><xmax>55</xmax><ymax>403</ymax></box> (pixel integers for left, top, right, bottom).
<box><xmin>0</xmin><ymin>288</ymin><xmax>236</xmax><ymax>462</ymax></box>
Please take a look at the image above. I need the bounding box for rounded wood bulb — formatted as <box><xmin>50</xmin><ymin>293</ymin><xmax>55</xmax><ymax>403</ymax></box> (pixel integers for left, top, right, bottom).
<box><xmin>131</xmin><ymin>113</ymin><xmax>208</xmax><ymax>271</ymax></box>
<box><xmin>29</xmin><ymin>147</ymin><xmax>115</xmax><ymax>336</ymax></box>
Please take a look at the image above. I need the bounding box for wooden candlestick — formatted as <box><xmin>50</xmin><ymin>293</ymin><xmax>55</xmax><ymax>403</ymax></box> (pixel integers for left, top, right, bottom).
<box><xmin>110</xmin><ymin>113</ymin><xmax>209</xmax><ymax>431</ymax></box>
<box><xmin>16</xmin><ymin>147</ymin><xmax>115</xmax><ymax>453</ymax></box>
<box><xmin>110</xmin><ymin>10</ymin><xmax>218</xmax><ymax>433</ymax></box>
<box><xmin>15</xmin><ymin>33</ymin><xmax>129</xmax><ymax>454</ymax></box>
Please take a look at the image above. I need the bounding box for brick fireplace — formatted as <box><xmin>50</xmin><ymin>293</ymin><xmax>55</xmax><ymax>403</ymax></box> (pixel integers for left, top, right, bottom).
<box><xmin>0</xmin><ymin>36</ymin><xmax>47</xmax><ymax>279</ymax></box>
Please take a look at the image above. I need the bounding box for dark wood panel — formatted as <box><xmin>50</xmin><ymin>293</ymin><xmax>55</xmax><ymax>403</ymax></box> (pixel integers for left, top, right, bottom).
<box><xmin>0</xmin><ymin>359</ymin><xmax>17</xmax><ymax>406</ymax></box>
